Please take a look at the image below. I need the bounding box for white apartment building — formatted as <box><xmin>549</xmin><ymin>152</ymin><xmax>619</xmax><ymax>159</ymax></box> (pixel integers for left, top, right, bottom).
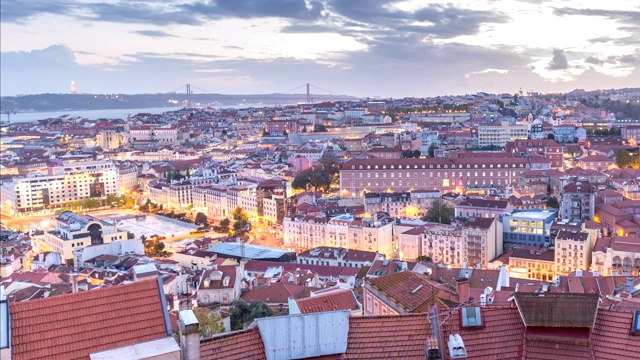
<box><xmin>118</xmin><ymin>164</ymin><xmax>139</xmax><ymax>193</ymax></box>
<box><xmin>263</xmin><ymin>194</ymin><xmax>285</xmax><ymax>225</ymax></box>
<box><xmin>297</xmin><ymin>246</ymin><xmax>384</xmax><ymax>268</ymax></box>
<box><xmin>419</xmin><ymin>130</ymin><xmax>440</xmax><ymax>156</ymax></box>
<box><xmin>554</xmin><ymin>229</ymin><xmax>597</xmax><ymax>275</ymax></box>
<box><xmin>418</xmin><ymin>217</ymin><xmax>499</xmax><ymax>269</ymax></box>
<box><xmin>149</xmin><ymin>178</ymin><xmax>217</xmax><ymax>211</ymax></box>
<box><xmin>344</xmin><ymin>109</ymin><xmax>365</xmax><ymax>119</ymax></box>
<box><xmin>283</xmin><ymin>212</ymin><xmax>395</xmax><ymax>257</ymax></box>
<box><xmin>0</xmin><ymin>160</ymin><xmax>120</xmax><ymax>215</ymax></box>
<box><xmin>129</xmin><ymin>125</ymin><xmax>178</xmax><ymax>143</ymax></box>
<box><xmin>38</xmin><ymin>211</ymin><xmax>128</xmax><ymax>264</ymax></box>
<box><xmin>478</xmin><ymin>121</ymin><xmax>528</xmax><ymax>147</ymax></box>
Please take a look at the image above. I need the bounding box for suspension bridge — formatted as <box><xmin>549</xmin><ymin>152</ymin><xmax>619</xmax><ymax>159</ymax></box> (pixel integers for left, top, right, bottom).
<box><xmin>166</xmin><ymin>83</ymin><xmax>353</xmax><ymax>108</ymax></box>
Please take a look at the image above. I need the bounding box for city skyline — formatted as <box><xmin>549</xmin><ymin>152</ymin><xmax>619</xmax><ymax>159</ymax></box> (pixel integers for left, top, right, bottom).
<box><xmin>1</xmin><ymin>0</ymin><xmax>639</xmax><ymax>97</ymax></box>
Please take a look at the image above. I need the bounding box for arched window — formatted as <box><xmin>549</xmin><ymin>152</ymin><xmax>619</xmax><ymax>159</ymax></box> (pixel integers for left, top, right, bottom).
<box><xmin>613</xmin><ymin>256</ymin><xmax>622</xmax><ymax>267</ymax></box>
<box><xmin>624</xmin><ymin>257</ymin><xmax>633</xmax><ymax>268</ymax></box>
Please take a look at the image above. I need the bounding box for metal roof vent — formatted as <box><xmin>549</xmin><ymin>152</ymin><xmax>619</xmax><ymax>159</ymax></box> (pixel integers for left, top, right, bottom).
<box><xmin>447</xmin><ymin>334</ymin><xmax>468</xmax><ymax>359</ymax></box>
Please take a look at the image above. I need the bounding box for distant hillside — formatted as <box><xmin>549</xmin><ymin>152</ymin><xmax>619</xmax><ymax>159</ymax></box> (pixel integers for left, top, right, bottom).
<box><xmin>0</xmin><ymin>92</ymin><xmax>358</xmax><ymax>112</ymax></box>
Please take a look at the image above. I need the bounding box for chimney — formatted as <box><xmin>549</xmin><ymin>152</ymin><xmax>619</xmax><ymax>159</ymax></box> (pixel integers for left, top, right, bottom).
<box><xmin>456</xmin><ymin>278</ymin><xmax>470</xmax><ymax>303</ymax></box>
<box><xmin>70</xmin><ymin>272</ymin><xmax>79</xmax><ymax>293</ymax></box>
<box><xmin>179</xmin><ymin>310</ymin><xmax>201</xmax><ymax>360</ymax></box>
<box><xmin>625</xmin><ymin>277</ymin><xmax>635</xmax><ymax>294</ymax></box>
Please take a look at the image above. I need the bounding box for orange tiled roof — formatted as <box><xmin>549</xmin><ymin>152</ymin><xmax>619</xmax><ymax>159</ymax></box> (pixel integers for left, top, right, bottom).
<box><xmin>200</xmin><ymin>326</ymin><xmax>266</xmax><ymax>360</ymax></box>
<box><xmin>9</xmin><ymin>279</ymin><xmax>169</xmax><ymax>360</ymax></box>
<box><xmin>296</xmin><ymin>290</ymin><xmax>359</xmax><ymax>314</ymax></box>
<box><xmin>342</xmin><ymin>313</ymin><xmax>430</xmax><ymax>359</ymax></box>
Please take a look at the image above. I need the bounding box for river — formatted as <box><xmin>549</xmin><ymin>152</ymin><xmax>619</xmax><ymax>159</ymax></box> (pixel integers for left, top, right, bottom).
<box><xmin>4</xmin><ymin>107</ymin><xmax>184</xmax><ymax>124</ymax></box>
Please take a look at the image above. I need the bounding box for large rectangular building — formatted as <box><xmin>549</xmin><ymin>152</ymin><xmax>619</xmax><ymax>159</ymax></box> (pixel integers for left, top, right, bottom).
<box><xmin>478</xmin><ymin>121</ymin><xmax>528</xmax><ymax>147</ymax></box>
<box><xmin>1</xmin><ymin>160</ymin><xmax>120</xmax><ymax>215</ymax></box>
<box><xmin>339</xmin><ymin>155</ymin><xmax>550</xmax><ymax>197</ymax></box>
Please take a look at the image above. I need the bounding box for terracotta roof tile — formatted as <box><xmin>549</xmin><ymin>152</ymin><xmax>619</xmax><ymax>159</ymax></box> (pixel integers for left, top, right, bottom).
<box><xmin>296</xmin><ymin>290</ymin><xmax>359</xmax><ymax>314</ymax></box>
<box><xmin>368</xmin><ymin>271</ymin><xmax>441</xmax><ymax>313</ymax></box>
<box><xmin>9</xmin><ymin>279</ymin><xmax>169</xmax><ymax>360</ymax></box>
<box><xmin>200</xmin><ymin>326</ymin><xmax>266</xmax><ymax>360</ymax></box>
<box><xmin>342</xmin><ymin>313</ymin><xmax>430</xmax><ymax>360</ymax></box>
<box><xmin>591</xmin><ymin>309</ymin><xmax>640</xmax><ymax>359</ymax></box>
<box><xmin>440</xmin><ymin>306</ymin><xmax>525</xmax><ymax>359</ymax></box>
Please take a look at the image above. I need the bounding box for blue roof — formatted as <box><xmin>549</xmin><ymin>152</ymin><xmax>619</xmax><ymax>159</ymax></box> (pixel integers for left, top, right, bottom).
<box><xmin>506</xmin><ymin>210</ymin><xmax>557</xmax><ymax>220</ymax></box>
<box><xmin>207</xmin><ymin>242</ymin><xmax>289</xmax><ymax>259</ymax></box>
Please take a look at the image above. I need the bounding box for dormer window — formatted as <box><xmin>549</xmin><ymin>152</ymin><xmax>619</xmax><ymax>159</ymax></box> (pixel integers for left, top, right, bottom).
<box><xmin>631</xmin><ymin>310</ymin><xmax>640</xmax><ymax>335</ymax></box>
<box><xmin>461</xmin><ymin>307</ymin><xmax>483</xmax><ymax>327</ymax></box>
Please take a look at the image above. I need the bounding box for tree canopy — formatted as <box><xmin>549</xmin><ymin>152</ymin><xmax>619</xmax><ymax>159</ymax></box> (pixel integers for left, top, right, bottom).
<box><xmin>192</xmin><ymin>307</ymin><xmax>226</xmax><ymax>338</ymax></box>
<box><xmin>230</xmin><ymin>300</ymin><xmax>274</xmax><ymax>331</ymax></box>
<box><xmin>423</xmin><ymin>199</ymin><xmax>454</xmax><ymax>224</ymax></box>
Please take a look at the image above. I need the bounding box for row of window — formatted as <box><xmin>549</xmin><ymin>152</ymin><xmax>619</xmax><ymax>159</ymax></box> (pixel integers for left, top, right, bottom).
<box><xmin>352</xmin><ymin>162</ymin><xmax>527</xmax><ymax>170</ymax></box>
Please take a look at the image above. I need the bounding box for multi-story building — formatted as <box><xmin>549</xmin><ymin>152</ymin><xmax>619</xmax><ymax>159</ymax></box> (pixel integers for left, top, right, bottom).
<box><xmin>339</xmin><ymin>156</ymin><xmax>550</xmax><ymax>197</ymax></box>
<box><xmin>554</xmin><ymin>229</ymin><xmax>597</xmax><ymax>275</ymax></box>
<box><xmin>419</xmin><ymin>130</ymin><xmax>440</xmax><ymax>156</ymax></box>
<box><xmin>503</xmin><ymin>209</ymin><xmax>557</xmax><ymax>246</ymax></box>
<box><xmin>621</xmin><ymin>124</ymin><xmax>640</xmax><ymax>145</ymax></box>
<box><xmin>363</xmin><ymin>190</ymin><xmax>441</xmax><ymax>219</ymax></box>
<box><xmin>283</xmin><ymin>212</ymin><xmax>395</xmax><ymax>256</ymax></box>
<box><xmin>505</xmin><ymin>139</ymin><xmax>565</xmax><ymax>169</ymax></box>
<box><xmin>477</xmin><ymin>121</ymin><xmax>528</xmax><ymax>147</ymax></box>
<box><xmin>577</xmin><ymin>155</ymin><xmax>615</xmax><ymax>171</ymax></box>
<box><xmin>592</xmin><ymin>236</ymin><xmax>640</xmax><ymax>276</ymax></box>
<box><xmin>419</xmin><ymin>217</ymin><xmax>499</xmax><ymax>269</ymax></box>
<box><xmin>129</xmin><ymin>125</ymin><xmax>177</xmax><ymax>143</ymax></box>
<box><xmin>553</xmin><ymin>125</ymin><xmax>577</xmax><ymax>143</ymax></box>
<box><xmin>118</xmin><ymin>163</ymin><xmax>139</xmax><ymax>193</ymax></box>
<box><xmin>37</xmin><ymin>211</ymin><xmax>128</xmax><ymax>264</ymax></box>
<box><xmin>561</xmin><ymin>181</ymin><xmax>596</xmax><ymax>221</ymax></box>
<box><xmin>455</xmin><ymin>198</ymin><xmax>513</xmax><ymax>219</ymax></box>
<box><xmin>0</xmin><ymin>160</ymin><xmax>120</xmax><ymax>215</ymax></box>
<box><xmin>508</xmin><ymin>248</ymin><xmax>555</xmax><ymax>282</ymax></box>
<box><xmin>266</xmin><ymin>120</ymin><xmax>299</xmax><ymax>134</ymax></box>
<box><xmin>263</xmin><ymin>194</ymin><xmax>286</xmax><ymax>225</ymax></box>
<box><xmin>297</xmin><ymin>246</ymin><xmax>384</xmax><ymax>268</ymax></box>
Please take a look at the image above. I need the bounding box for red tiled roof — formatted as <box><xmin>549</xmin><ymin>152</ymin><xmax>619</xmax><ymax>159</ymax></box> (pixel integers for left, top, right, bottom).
<box><xmin>240</xmin><ymin>283</ymin><xmax>317</xmax><ymax>304</ymax></box>
<box><xmin>342</xmin><ymin>313</ymin><xmax>430</xmax><ymax>360</ymax></box>
<box><xmin>9</xmin><ymin>279</ymin><xmax>169</xmax><ymax>360</ymax></box>
<box><xmin>296</xmin><ymin>290</ymin><xmax>359</xmax><ymax>314</ymax></box>
<box><xmin>368</xmin><ymin>271</ymin><xmax>441</xmax><ymax>313</ymax></box>
<box><xmin>523</xmin><ymin>327</ymin><xmax>592</xmax><ymax>359</ymax></box>
<box><xmin>591</xmin><ymin>309</ymin><xmax>640</xmax><ymax>359</ymax></box>
<box><xmin>440</xmin><ymin>306</ymin><xmax>525</xmax><ymax>359</ymax></box>
<box><xmin>200</xmin><ymin>326</ymin><xmax>266</xmax><ymax>360</ymax></box>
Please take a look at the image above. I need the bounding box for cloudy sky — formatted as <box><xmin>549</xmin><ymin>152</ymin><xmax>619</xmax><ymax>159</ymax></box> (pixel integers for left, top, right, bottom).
<box><xmin>1</xmin><ymin>0</ymin><xmax>639</xmax><ymax>97</ymax></box>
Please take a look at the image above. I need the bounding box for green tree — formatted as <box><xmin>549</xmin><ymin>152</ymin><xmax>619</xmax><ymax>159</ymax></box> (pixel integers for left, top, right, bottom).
<box><xmin>314</xmin><ymin>124</ymin><xmax>328</xmax><ymax>132</ymax></box>
<box><xmin>416</xmin><ymin>255</ymin><xmax>433</xmax><ymax>263</ymax></box>
<box><xmin>428</xmin><ymin>143</ymin><xmax>438</xmax><ymax>158</ymax></box>
<box><xmin>195</xmin><ymin>212</ymin><xmax>209</xmax><ymax>226</ymax></box>
<box><xmin>166</xmin><ymin>172</ymin><xmax>173</xmax><ymax>183</ymax></box>
<box><xmin>218</xmin><ymin>218</ymin><xmax>231</xmax><ymax>233</ymax></box>
<box><xmin>292</xmin><ymin>169</ymin><xmax>312</xmax><ymax>190</ymax></box>
<box><xmin>192</xmin><ymin>307</ymin><xmax>226</xmax><ymax>338</ymax></box>
<box><xmin>230</xmin><ymin>300</ymin><xmax>275</xmax><ymax>331</ymax></box>
<box><xmin>127</xmin><ymin>231</ymin><xmax>135</xmax><ymax>239</ymax></box>
<box><xmin>615</xmin><ymin>149</ymin><xmax>632</xmax><ymax>169</ymax></box>
<box><xmin>545</xmin><ymin>196</ymin><xmax>560</xmax><ymax>209</ymax></box>
<box><xmin>423</xmin><ymin>199</ymin><xmax>454</xmax><ymax>224</ymax></box>
<box><xmin>232</xmin><ymin>207</ymin><xmax>248</xmax><ymax>222</ymax></box>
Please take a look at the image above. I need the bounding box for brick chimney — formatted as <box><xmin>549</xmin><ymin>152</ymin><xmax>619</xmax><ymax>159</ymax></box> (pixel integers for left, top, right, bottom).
<box><xmin>456</xmin><ymin>278</ymin><xmax>470</xmax><ymax>303</ymax></box>
<box><xmin>179</xmin><ymin>310</ymin><xmax>201</xmax><ymax>360</ymax></box>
